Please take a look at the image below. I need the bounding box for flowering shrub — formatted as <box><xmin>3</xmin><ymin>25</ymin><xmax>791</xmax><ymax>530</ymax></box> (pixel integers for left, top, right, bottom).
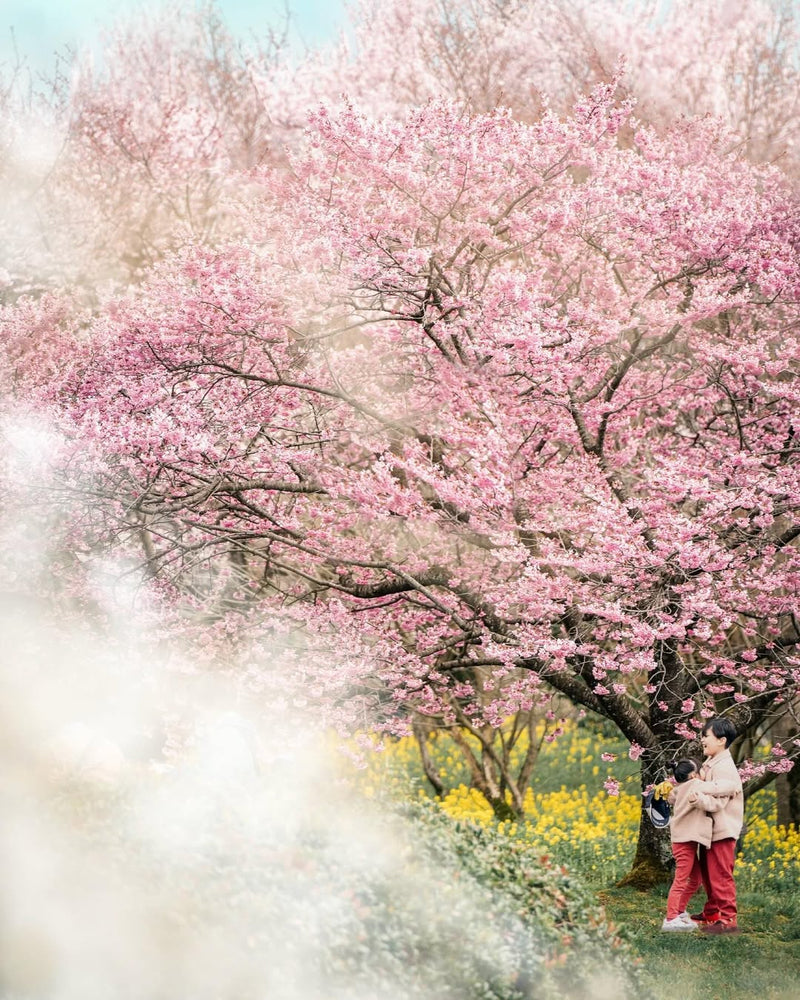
<box><xmin>395</xmin><ymin>800</ymin><xmax>652</xmax><ymax>999</ymax></box>
<box><xmin>39</xmin><ymin>770</ymin><xmax>650</xmax><ymax>1000</ymax></box>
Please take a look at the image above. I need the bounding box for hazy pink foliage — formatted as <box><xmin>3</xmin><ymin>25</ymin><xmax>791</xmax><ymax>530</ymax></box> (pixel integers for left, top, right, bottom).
<box><xmin>271</xmin><ymin>0</ymin><xmax>800</xmax><ymax>166</ymax></box>
<box><xmin>1</xmin><ymin>0</ymin><xmax>799</xmax><ymax>790</ymax></box>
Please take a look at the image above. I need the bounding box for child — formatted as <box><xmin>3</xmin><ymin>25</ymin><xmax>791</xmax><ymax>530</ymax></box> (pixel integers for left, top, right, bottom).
<box><xmin>661</xmin><ymin>758</ymin><xmax>729</xmax><ymax>932</ymax></box>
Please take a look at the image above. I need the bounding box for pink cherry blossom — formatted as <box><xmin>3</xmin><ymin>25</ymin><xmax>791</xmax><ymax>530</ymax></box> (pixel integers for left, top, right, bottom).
<box><xmin>1</xmin><ymin>0</ymin><xmax>799</xmax><ymax>867</ymax></box>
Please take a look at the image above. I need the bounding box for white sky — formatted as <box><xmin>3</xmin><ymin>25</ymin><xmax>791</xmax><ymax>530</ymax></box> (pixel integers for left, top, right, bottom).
<box><xmin>0</xmin><ymin>0</ymin><xmax>347</xmax><ymax>77</ymax></box>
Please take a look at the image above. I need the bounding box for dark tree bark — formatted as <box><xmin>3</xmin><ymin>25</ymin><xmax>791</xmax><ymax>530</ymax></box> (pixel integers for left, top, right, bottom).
<box><xmin>775</xmin><ymin>712</ymin><xmax>800</xmax><ymax>829</ymax></box>
<box><xmin>617</xmin><ymin>754</ymin><xmax>673</xmax><ymax>888</ymax></box>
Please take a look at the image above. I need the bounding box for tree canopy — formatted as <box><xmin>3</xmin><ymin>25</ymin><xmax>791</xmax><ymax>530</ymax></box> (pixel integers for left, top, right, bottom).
<box><xmin>2</xmin><ymin>0</ymin><xmax>799</xmax><ymax>872</ymax></box>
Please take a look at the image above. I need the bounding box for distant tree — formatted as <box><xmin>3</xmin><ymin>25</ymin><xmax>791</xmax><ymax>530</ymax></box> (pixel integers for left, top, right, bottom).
<box><xmin>289</xmin><ymin>0</ymin><xmax>800</xmax><ymax>167</ymax></box>
<box><xmin>0</xmin><ymin>2</ymin><xmax>284</xmax><ymax>299</ymax></box>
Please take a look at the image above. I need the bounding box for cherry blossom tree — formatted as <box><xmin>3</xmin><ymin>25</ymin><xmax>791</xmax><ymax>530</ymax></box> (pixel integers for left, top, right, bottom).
<box><xmin>3</xmin><ymin>0</ymin><xmax>800</xmax><ymax>880</ymax></box>
<box><xmin>8</xmin><ymin>69</ymin><xmax>798</xmax><ymax>878</ymax></box>
<box><xmin>4</xmin><ymin>0</ymin><xmax>799</xmax><ymax>303</ymax></box>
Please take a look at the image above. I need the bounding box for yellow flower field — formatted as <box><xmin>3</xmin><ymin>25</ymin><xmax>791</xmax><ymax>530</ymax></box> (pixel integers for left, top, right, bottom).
<box><xmin>347</xmin><ymin>723</ymin><xmax>800</xmax><ymax>889</ymax></box>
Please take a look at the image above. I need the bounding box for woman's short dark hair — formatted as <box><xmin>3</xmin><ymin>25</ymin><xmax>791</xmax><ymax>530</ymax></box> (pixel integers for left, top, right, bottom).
<box><xmin>671</xmin><ymin>758</ymin><xmax>699</xmax><ymax>783</ymax></box>
<box><xmin>702</xmin><ymin>717</ymin><xmax>737</xmax><ymax>748</ymax></box>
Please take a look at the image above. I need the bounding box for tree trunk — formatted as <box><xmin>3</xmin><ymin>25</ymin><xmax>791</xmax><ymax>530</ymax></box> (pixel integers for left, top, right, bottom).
<box><xmin>775</xmin><ymin>712</ymin><xmax>800</xmax><ymax>829</ymax></box>
<box><xmin>412</xmin><ymin>717</ymin><xmax>445</xmax><ymax>798</ymax></box>
<box><xmin>617</xmin><ymin>759</ymin><xmax>674</xmax><ymax>889</ymax></box>
<box><xmin>776</xmin><ymin>766</ymin><xmax>800</xmax><ymax>829</ymax></box>
<box><xmin>617</xmin><ymin>806</ymin><xmax>673</xmax><ymax>889</ymax></box>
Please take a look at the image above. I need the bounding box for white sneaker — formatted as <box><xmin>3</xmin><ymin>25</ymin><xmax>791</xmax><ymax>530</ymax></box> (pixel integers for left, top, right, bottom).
<box><xmin>661</xmin><ymin>916</ymin><xmax>697</xmax><ymax>932</ymax></box>
<box><xmin>676</xmin><ymin>911</ymin><xmax>696</xmax><ymax>927</ymax></box>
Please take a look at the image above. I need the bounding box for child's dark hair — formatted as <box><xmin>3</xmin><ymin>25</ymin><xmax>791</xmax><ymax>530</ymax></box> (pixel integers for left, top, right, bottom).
<box><xmin>671</xmin><ymin>758</ymin><xmax>699</xmax><ymax>783</ymax></box>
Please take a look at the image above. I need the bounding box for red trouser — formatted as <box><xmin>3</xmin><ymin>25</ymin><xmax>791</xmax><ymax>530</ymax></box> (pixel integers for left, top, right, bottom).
<box><xmin>667</xmin><ymin>841</ymin><xmax>702</xmax><ymax>919</ymax></box>
<box><xmin>698</xmin><ymin>838</ymin><xmax>738</xmax><ymax>924</ymax></box>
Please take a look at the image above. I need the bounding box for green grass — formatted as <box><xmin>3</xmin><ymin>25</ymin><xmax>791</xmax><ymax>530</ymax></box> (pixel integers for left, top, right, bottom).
<box><xmin>599</xmin><ymin>884</ymin><xmax>800</xmax><ymax>1000</ymax></box>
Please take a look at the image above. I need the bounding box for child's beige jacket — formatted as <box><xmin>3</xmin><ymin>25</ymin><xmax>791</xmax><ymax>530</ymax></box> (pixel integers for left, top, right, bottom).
<box><xmin>667</xmin><ymin>780</ymin><xmax>727</xmax><ymax>847</ymax></box>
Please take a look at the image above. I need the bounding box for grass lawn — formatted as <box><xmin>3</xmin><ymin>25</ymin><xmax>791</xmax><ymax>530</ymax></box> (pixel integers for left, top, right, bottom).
<box><xmin>600</xmin><ymin>884</ymin><xmax>800</xmax><ymax>1000</ymax></box>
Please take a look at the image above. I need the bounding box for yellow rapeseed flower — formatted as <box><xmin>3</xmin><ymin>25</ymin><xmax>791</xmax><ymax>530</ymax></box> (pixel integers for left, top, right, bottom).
<box><xmin>342</xmin><ymin>721</ymin><xmax>799</xmax><ymax>887</ymax></box>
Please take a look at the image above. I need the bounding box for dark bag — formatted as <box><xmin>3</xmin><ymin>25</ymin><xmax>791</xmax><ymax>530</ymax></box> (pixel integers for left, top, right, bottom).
<box><xmin>644</xmin><ymin>788</ymin><xmax>671</xmax><ymax>828</ymax></box>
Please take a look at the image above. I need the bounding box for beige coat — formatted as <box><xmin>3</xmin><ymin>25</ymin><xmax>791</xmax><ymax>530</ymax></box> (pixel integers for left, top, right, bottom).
<box><xmin>694</xmin><ymin>748</ymin><xmax>744</xmax><ymax>842</ymax></box>
<box><xmin>668</xmin><ymin>780</ymin><xmax>726</xmax><ymax>847</ymax></box>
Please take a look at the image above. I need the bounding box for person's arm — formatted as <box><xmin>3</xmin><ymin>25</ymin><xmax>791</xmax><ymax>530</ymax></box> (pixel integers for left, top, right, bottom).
<box><xmin>691</xmin><ymin>776</ymin><xmax>740</xmax><ymax>797</ymax></box>
<box><xmin>687</xmin><ymin>788</ymin><xmax>729</xmax><ymax>812</ymax></box>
